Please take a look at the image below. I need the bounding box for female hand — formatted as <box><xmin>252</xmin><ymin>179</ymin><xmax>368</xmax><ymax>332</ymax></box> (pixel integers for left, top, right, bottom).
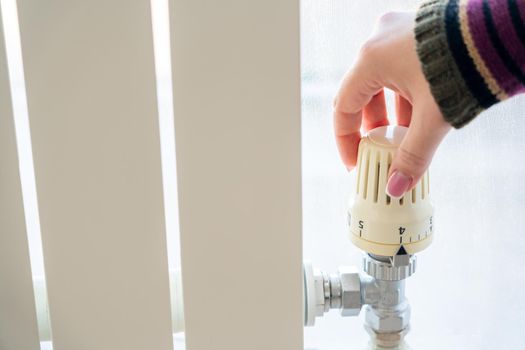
<box><xmin>333</xmin><ymin>11</ymin><xmax>451</xmax><ymax>198</ymax></box>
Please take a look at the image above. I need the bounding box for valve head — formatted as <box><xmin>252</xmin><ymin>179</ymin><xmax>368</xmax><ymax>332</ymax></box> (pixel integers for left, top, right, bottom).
<box><xmin>348</xmin><ymin>126</ymin><xmax>434</xmax><ymax>256</ymax></box>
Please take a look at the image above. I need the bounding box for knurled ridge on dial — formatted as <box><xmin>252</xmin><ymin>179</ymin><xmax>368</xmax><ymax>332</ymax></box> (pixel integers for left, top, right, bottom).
<box><xmin>363</xmin><ymin>254</ymin><xmax>416</xmax><ymax>281</ymax></box>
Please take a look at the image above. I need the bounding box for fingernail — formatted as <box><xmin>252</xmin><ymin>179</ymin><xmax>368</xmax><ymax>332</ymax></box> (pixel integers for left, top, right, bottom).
<box><xmin>386</xmin><ymin>170</ymin><xmax>412</xmax><ymax>199</ymax></box>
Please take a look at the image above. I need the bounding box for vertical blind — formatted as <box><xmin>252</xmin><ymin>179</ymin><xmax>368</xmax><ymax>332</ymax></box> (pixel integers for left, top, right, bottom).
<box><xmin>169</xmin><ymin>0</ymin><xmax>303</xmax><ymax>349</ymax></box>
<box><xmin>0</xmin><ymin>11</ymin><xmax>40</xmax><ymax>350</ymax></box>
<box><xmin>15</xmin><ymin>0</ymin><xmax>174</xmax><ymax>349</ymax></box>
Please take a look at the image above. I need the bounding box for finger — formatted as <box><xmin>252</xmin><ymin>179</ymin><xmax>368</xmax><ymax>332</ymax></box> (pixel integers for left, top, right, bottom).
<box><xmin>386</xmin><ymin>102</ymin><xmax>451</xmax><ymax>198</ymax></box>
<box><xmin>363</xmin><ymin>89</ymin><xmax>389</xmax><ymax>131</ymax></box>
<box><xmin>395</xmin><ymin>93</ymin><xmax>412</xmax><ymax>127</ymax></box>
<box><xmin>335</xmin><ymin>130</ymin><xmax>362</xmax><ymax>171</ymax></box>
<box><xmin>333</xmin><ymin>66</ymin><xmax>382</xmax><ymax>170</ymax></box>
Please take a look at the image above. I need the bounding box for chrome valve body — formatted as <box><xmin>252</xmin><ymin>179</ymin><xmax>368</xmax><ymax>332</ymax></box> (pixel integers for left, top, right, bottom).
<box><xmin>304</xmin><ymin>254</ymin><xmax>414</xmax><ymax>347</ymax></box>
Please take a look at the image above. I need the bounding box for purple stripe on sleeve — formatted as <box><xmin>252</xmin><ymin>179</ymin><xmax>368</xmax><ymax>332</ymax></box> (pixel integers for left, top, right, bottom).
<box><xmin>519</xmin><ymin>0</ymin><xmax>525</xmax><ymax>23</ymax></box>
<box><xmin>468</xmin><ymin>0</ymin><xmax>524</xmax><ymax>94</ymax></box>
<box><xmin>489</xmin><ymin>0</ymin><xmax>525</xmax><ymax>76</ymax></box>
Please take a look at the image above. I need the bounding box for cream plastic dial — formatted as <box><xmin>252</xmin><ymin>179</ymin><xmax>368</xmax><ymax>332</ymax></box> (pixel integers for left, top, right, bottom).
<box><xmin>348</xmin><ymin>126</ymin><xmax>434</xmax><ymax>256</ymax></box>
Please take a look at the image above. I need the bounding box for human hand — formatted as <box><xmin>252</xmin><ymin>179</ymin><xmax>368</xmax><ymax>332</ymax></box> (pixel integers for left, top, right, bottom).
<box><xmin>333</xmin><ymin>11</ymin><xmax>451</xmax><ymax>198</ymax></box>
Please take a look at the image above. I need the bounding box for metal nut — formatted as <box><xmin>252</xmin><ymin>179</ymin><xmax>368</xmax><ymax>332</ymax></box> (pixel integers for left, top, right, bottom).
<box><xmin>364</xmin><ymin>304</ymin><xmax>410</xmax><ymax>333</ymax></box>
<box><xmin>364</xmin><ymin>324</ymin><xmax>410</xmax><ymax>348</ymax></box>
<box><xmin>338</xmin><ymin>266</ymin><xmax>362</xmax><ymax>316</ymax></box>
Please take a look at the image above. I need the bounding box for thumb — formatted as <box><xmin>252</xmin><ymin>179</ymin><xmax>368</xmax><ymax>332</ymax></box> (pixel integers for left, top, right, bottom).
<box><xmin>386</xmin><ymin>105</ymin><xmax>450</xmax><ymax>199</ymax></box>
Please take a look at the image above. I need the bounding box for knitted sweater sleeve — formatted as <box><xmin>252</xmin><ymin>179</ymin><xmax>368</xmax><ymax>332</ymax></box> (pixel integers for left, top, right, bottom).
<box><xmin>414</xmin><ymin>0</ymin><xmax>525</xmax><ymax>128</ymax></box>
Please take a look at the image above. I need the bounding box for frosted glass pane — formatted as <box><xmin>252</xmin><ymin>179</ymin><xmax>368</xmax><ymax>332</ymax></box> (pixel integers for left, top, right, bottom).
<box><xmin>301</xmin><ymin>1</ymin><xmax>525</xmax><ymax>349</ymax></box>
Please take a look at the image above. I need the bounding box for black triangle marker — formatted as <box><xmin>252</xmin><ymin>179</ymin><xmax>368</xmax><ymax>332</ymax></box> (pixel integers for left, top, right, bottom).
<box><xmin>396</xmin><ymin>245</ymin><xmax>408</xmax><ymax>256</ymax></box>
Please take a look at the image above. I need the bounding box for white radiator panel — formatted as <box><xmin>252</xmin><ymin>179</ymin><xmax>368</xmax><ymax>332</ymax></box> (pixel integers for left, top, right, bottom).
<box><xmin>0</xmin><ymin>10</ymin><xmax>40</xmax><ymax>350</ymax></box>
<box><xmin>169</xmin><ymin>1</ymin><xmax>304</xmax><ymax>349</ymax></box>
<box><xmin>16</xmin><ymin>1</ymin><xmax>173</xmax><ymax>349</ymax></box>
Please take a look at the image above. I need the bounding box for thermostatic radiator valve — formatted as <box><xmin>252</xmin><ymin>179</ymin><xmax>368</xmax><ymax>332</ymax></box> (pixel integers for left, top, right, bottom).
<box><xmin>305</xmin><ymin>126</ymin><xmax>434</xmax><ymax>348</ymax></box>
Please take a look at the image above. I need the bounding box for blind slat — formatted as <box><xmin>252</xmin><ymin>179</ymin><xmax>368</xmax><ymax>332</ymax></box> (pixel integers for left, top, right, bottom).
<box><xmin>0</xmin><ymin>11</ymin><xmax>40</xmax><ymax>350</ymax></box>
<box><xmin>170</xmin><ymin>1</ymin><xmax>304</xmax><ymax>349</ymax></box>
<box><xmin>16</xmin><ymin>1</ymin><xmax>173</xmax><ymax>349</ymax></box>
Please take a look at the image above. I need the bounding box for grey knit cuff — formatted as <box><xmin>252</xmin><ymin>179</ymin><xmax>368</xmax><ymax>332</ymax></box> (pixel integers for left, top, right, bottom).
<box><xmin>414</xmin><ymin>0</ymin><xmax>484</xmax><ymax>128</ymax></box>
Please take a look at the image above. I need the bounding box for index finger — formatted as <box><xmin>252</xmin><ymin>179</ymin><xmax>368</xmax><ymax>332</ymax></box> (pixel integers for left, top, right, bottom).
<box><xmin>333</xmin><ymin>66</ymin><xmax>381</xmax><ymax>170</ymax></box>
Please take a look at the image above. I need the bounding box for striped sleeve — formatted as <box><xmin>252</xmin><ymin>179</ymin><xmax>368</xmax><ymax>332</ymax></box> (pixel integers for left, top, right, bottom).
<box><xmin>415</xmin><ymin>0</ymin><xmax>525</xmax><ymax>128</ymax></box>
